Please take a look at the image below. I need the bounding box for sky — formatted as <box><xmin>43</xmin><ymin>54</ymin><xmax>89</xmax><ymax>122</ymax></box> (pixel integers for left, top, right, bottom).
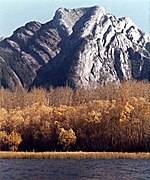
<box><xmin>0</xmin><ymin>0</ymin><xmax>150</xmax><ymax>37</ymax></box>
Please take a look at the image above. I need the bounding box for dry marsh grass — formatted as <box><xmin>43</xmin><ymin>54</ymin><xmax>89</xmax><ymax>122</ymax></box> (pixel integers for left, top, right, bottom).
<box><xmin>0</xmin><ymin>151</ymin><xmax>150</xmax><ymax>159</ymax></box>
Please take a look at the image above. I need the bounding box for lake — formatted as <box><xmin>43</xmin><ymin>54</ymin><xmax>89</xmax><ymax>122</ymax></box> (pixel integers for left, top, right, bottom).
<box><xmin>0</xmin><ymin>159</ymin><xmax>150</xmax><ymax>180</ymax></box>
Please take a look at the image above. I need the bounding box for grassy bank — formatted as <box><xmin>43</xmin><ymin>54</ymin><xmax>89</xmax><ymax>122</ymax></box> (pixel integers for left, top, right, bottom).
<box><xmin>0</xmin><ymin>152</ymin><xmax>150</xmax><ymax>159</ymax></box>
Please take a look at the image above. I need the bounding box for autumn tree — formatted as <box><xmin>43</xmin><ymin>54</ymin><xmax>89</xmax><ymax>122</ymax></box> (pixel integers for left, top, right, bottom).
<box><xmin>58</xmin><ymin>128</ymin><xmax>76</xmax><ymax>151</ymax></box>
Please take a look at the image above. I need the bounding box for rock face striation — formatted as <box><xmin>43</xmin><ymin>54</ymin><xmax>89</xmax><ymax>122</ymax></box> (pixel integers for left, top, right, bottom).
<box><xmin>0</xmin><ymin>6</ymin><xmax>150</xmax><ymax>89</ymax></box>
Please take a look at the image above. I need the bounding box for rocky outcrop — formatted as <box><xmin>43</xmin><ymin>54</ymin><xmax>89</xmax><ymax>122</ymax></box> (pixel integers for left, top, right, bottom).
<box><xmin>0</xmin><ymin>6</ymin><xmax>150</xmax><ymax>89</ymax></box>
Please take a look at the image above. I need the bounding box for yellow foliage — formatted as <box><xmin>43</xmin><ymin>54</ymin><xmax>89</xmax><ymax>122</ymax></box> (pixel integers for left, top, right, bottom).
<box><xmin>0</xmin><ymin>131</ymin><xmax>8</xmax><ymax>149</ymax></box>
<box><xmin>7</xmin><ymin>131</ymin><xmax>22</xmax><ymax>151</ymax></box>
<box><xmin>0</xmin><ymin>81</ymin><xmax>150</xmax><ymax>152</ymax></box>
<box><xmin>0</xmin><ymin>131</ymin><xmax>22</xmax><ymax>151</ymax></box>
<box><xmin>58</xmin><ymin>128</ymin><xmax>76</xmax><ymax>150</ymax></box>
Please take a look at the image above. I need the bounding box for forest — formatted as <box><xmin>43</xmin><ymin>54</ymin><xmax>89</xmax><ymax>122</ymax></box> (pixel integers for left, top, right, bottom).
<box><xmin>0</xmin><ymin>81</ymin><xmax>150</xmax><ymax>152</ymax></box>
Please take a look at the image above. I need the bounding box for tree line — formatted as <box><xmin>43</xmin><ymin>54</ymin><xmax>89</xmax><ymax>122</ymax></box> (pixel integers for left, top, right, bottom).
<box><xmin>0</xmin><ymin>81</ymin><xmax>150</xmax><ymax>152</ymax></box>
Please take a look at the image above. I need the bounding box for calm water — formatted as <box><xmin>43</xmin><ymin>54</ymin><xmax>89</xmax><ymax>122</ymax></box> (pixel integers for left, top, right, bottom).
<box><xmin>0</xmin><ymin>159</ymin><xmax>150</xmax><ymax>180</ymax></box>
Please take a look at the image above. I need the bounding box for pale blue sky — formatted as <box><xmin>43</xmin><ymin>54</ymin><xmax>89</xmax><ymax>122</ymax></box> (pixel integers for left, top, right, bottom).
<box><xmin>0</xmin><ymin>0</ymin><xmax>150</xmax><ymax>37</ymax></box>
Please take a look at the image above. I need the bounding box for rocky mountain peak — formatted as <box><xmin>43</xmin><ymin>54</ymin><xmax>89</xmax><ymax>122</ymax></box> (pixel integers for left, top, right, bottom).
<box><xmin>52</xmin><ymin>6</ymin><xmax>105</xmax><ymax>37</ymax></box>
<box><xmin>0</xmin><ymin>6</ymin><xmax>150</xmax><ymax>89</ymax></box>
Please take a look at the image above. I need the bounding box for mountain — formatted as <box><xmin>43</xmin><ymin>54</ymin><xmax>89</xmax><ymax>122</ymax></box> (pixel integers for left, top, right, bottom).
<box><xmin>0</xmin><ymin>6</ymin><xmax>150</xmax><ymax>89</ymax></box>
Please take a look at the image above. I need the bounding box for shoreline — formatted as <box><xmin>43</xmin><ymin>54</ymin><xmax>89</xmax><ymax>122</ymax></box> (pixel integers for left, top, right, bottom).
<box><xmin>0</xmin><ymin>152</ymin><xmax>150</xmax><ymax>159</ymax></box>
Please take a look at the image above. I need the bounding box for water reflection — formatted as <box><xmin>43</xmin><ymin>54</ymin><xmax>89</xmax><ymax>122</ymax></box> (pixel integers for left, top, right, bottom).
<box><xmin>0</xmin><ymin>159</ymin><xmax>150</xmax><ymax>180</ymax></box>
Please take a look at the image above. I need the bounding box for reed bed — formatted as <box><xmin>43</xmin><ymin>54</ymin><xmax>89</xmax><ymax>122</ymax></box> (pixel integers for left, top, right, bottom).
<box><xmin>0</xmin><ymin>152</ymin><xmax>150</xmax><ymax>159</ymax></box>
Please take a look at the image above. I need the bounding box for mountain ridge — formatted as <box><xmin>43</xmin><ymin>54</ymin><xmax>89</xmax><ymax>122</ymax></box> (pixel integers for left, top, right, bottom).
<box><xmin>0</xmin><ymin>6</ymin><xmax>150</xmax><ymax>89</ymax></box>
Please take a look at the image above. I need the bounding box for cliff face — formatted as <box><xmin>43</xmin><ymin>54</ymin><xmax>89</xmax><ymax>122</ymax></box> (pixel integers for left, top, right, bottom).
<box><xmin>0</xmin><ymin>6</ymin><xmax>150</xmax><ymax>89</ymax></box>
